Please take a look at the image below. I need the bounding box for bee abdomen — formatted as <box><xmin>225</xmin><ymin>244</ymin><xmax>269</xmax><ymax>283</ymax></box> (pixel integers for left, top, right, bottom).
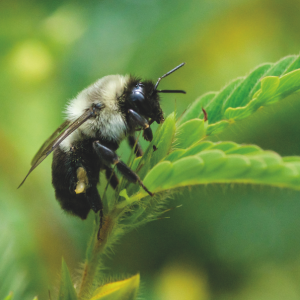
<box><xmin>52</xmin><ymin>142</ymin><xmax>102</xmax><ymax>219</ymax></box>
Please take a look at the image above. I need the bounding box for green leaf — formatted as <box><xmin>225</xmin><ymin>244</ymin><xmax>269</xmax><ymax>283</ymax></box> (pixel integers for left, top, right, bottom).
<box><xmin>58</xmin><ymin>258</ymin><xmax>78</xmax><ymax>300</ymax></box>
<box><xmin>123</xmin><ymin>54</ymin><xmax>300</xmax><ymax>200</ymax></box>
<box><xmin>250</xmin><ymin>55</ymin><xmax>296</xmax><ymax>96</ymax></box>
<box><xmin>183</xmin><ymin>141</ymin><xmax>213</xmax><ymax>155</ymax></box>
<box><xmin>165</xmin><ymin>156</ymin><xmax>205</xmax><ymax>188</ymax></box>
<box><xmin>127</xmin><ymin>142</ymin><xmax>300</xmax><ymax>203</ymax></box>
<box><xmin>177</xmin><ymin>55</ymin><xmax>300</xmax><ymax>136</ymax></box>
<box><xmin>149</xmin><ymin>112</ymin><xmax>176</xmax><ymax>168</ymax></box>
<box><xmin>131</xmin><ymin>157</ymin><xmax>141</xmax><ymax>172</ymax></box>
<box><xmin>177</xmin><ymin>92</ymin><xmax>216</xmax><ymax>125</ymax></box>
<box><xmin>164</xmin><ymin>149</ymin><xmax>186</xmax><ymax>162</ymax></box>
<box><xmin>284</xmin><ymin>54</ymin><xmax>300</xmax><ymax>73</ymax></box>
<box><xmin>141</xmin><ymin>161</ymin><xmax>173</xmax><ymax>191</ymax></box>
<box><xmin>181</xmin><ymin>78</ymin><xmax>243</xmax><ymax>125</ymax></box>
<box><xmin>223</xmin><ymin>63</ymin><xmax>272</xmax><ymax>110</ymax></box>
<box><xmin>90</xmin><ymin>274</ymin><xmax>140</xmax><ymax>300</ymax></box>
<box><xmin>209</xmin><ymin>141</ymin><xmax>239</xmax><ymax>152</ymax></box>
<box><xmin>224</xmin><ymin>69</ymin><xmax>300</xmax><ymax>120</ymax></box>
<box><xmin>283</xmin><ymin>156</ymin><xmax>300</xmax><ymax>163</ymax></box>
<box><xmin>175</xmin><ymin>119</ymin><xmax>207</xmax><ymax>149</ymax></box>
<box><xmin>138</xmin><ymin>112</ymin><xmax>176</xmax><ymax>178</ymax></box>
<box><xmin>119</xmin><ymin>189</ymin><xmax>130</xmax><ymax>200</ymax></box>
<box><xmin>206</xmin><ymin>120</ymin><xmax>230</xmax><ymax>135</ymax></box>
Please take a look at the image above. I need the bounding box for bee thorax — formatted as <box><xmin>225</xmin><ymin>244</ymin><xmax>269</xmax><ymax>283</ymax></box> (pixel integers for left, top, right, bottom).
<box><xmin>60</xmin><ymin>75</ymin><xmax>129</xmax><ymax>151</ymax></box>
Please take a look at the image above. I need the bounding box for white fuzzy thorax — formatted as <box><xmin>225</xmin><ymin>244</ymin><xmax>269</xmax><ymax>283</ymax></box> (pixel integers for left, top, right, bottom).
<box><xmin>60</xmin><ymin>75</ymin><xmax>129</xmax><ymax>151</ymax></box>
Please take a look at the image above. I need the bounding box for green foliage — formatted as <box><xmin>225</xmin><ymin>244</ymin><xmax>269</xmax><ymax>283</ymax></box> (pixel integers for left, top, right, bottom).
<box><xmin>90</xmin><ymin>274</ymin><xmax>140</xmax><ymax>300</ymax></box>
<box><xmin>3</xmin><ymin>0</ymin><xmax>300</xmax><ymax>299</ymax></box>
<box><xmin>58</xmin><ymin>259</ymin><xmax>78</xmax><ymax>300</ymax></box>
<box><xmin>180</xmin><ymin>54</ymin><xmax>300</xmax><ymax>135</ymax></box>
<box><xmin>175</xmin><ymin>119</ymin><xmax>207</xmax><ymax>149</ymax></box>
<box><xmin>65</xmin><ymin>55</ymin><xmax>300</xmax><ymax>300</ymax></box>
<box><xmin>8</xmin><ymin>51</ymin><xmax>300</xmax><ymax>299</ymax></box>
<box><xmin>117</xmin><ymin>56</ymin><xmax>300</xmax><ymax>208</ymax></box>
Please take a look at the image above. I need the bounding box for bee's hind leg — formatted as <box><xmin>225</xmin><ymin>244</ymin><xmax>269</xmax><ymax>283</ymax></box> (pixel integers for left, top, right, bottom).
<box><xmin>85</xmin><ymin>186</ymin><xmax>102</xmax><ymax>213</ymax></box>
<box><xmin>76</xmin><ymin>168</ymin><xmax>103</xmax><ymax>232</ymax></box>
<box><xmin>93</xmin><ymin>141</ymin><xmax>153</xmax><ymax>197</ymax></box>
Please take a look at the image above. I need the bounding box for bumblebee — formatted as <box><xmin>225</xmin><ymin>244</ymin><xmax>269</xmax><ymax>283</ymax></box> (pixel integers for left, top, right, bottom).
<box><xmin>19</xmin><ymin>63</ymin><xmax>186</xmax><ymax>220</ymax></box>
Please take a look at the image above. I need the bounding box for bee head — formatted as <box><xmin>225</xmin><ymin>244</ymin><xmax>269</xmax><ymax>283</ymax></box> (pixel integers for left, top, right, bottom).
<box><xmin>128</xmin><ymin>80</ymin><xmax>164</xmax><ymax>124</ymax></box>
<box><xmin>121</xmin><ymin>63</ymin><xmax>186</xmax><ymax>125</ymax></box>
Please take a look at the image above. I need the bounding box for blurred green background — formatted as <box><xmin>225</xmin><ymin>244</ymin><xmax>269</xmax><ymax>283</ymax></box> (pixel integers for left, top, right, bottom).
<box><xmin>2</xmin><ymin>0</ymin><xmax>300</xmax><ymax>299</ymax></box>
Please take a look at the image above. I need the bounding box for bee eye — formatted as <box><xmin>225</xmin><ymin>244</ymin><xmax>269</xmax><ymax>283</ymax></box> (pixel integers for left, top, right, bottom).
<box><xmin>130</xmin><ymin>84</ymin><xmax>147</xmax><ymax>111</ymax></box>
<box><xmin>131</xmin><ymin>90</ymin><xmax>145</xmax><ymax>103</ymax></box>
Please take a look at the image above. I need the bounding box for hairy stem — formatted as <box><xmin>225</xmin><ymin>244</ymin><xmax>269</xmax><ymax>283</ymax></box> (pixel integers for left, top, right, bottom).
<box><xmin>77</xmin><ymin>214</ymin><xmax>115</xmax><ymax>299</ymax></box>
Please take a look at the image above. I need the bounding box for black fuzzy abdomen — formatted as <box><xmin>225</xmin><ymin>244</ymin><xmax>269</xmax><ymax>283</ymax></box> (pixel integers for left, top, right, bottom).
<box><xmin>52</xmin><ymin>139</ymin><xmax>103</xmax><ymax>219</ymax></box>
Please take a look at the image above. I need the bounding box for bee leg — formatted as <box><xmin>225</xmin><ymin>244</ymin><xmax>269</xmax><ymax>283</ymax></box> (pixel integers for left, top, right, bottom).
<box><xmin>86</xmin><ymin>186</ymin><xmax>103</xmax><ymax>231</ymax></box>
<box><xmin>104</xmin><ymin>166</ymin><xmax>119</xmax><ymax>189</ymax></box>
<box><xmin>86</xmin><ymin>186</ymin><xmax>102</xmax><ymax>213</ymax></box>
<box><xmin>128</xmin><ymin>135</ymin><xmax>143</xmax><ymax>157</ymax></box>
<box><xmin>73</xmin><ymin>165</ymin><xmax>103</xmax><ymax>222</ymax></box>
<box><xmin>93</xmin><ymin>141</ymin><xmax>153</xmax><ymax>197</ymax></box>
<box><xmin>143</xmin><ymin>127</ymin><xmax>153</xmax><ymax>142</ymax></box>
<box><xmin>128</xmin><ymin>109</ymin><xmax>149</xmax><ymax>128</ymax></box>
<box><xmin>128</xmin><ymin>109</ymin><xmax>153</xmax><ymax>142</ymax></box>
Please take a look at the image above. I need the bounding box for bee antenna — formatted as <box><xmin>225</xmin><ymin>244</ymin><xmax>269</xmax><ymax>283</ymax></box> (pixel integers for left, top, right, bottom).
<box><xmin>153</xmin><ymin>62</ymin><xmax>185</xmax><ymax>93</ymax></box>
<box><xmin>157</xmin><ymin>89</ymin><xmax>186</xmax><ymax>94</ymax></box>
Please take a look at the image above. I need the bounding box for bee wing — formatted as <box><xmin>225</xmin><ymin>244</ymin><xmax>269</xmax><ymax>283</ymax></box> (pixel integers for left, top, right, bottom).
<box><xmin>18</xmin><ymin>107</ymin><xmax>99</xmax><ymax>188</ymax></box>
<box><xmin>31</xmin><ymin>119</ymin><xmax>71</xmax><ymax>167</ymax></box>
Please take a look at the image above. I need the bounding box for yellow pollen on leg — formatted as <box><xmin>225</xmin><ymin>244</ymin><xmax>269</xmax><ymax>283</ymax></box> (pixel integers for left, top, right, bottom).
<box><xmin>75</xmin><ymin>167</ymin><xmax>89</xmax><ymax>194</ymax></box>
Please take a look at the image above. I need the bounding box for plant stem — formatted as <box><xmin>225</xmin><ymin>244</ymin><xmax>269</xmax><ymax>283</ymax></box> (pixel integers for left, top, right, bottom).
<box><xmin>77</xmin><ymin>214</ymin><xmax>115</xmax><ymax>299</ymax></box>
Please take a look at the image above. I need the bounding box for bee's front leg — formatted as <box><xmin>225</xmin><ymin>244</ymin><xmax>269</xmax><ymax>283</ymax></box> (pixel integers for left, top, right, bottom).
<box><xmin>128</xmin><ymin>135</ymin><xmax>143</xmax><ymax>157</ymax></box>
<box><xmin>128</xmin><ymin>109</ymin><xmax>153</xmax><ymax>142</ymax></box>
